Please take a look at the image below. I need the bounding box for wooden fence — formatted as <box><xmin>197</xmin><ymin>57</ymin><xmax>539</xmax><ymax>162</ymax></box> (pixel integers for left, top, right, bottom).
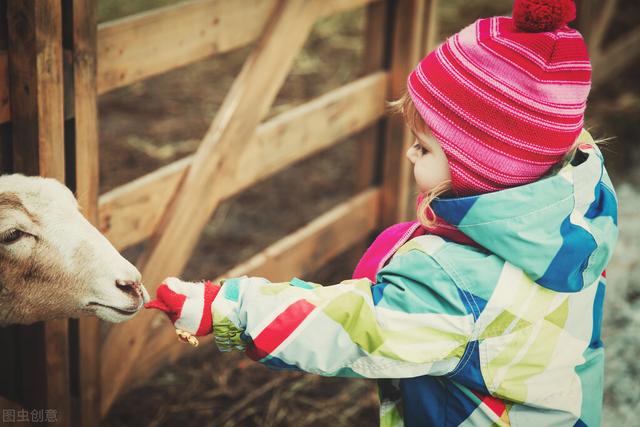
<box><xmin>0</xmin><ymin>0</ymin><xmax>437</xmax><ymax>425</ymax></box>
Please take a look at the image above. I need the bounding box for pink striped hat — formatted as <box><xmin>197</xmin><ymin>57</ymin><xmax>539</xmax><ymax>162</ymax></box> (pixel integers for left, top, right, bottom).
<box><xmin>408</xmin><ymin>0</ymin><xmax>590</xmax><ymax>196</ymax></box>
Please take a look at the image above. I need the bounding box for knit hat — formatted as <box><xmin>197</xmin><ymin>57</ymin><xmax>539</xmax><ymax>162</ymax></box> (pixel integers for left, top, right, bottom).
<box><xmin>408</xmin><ymin>0</ymin><xmax>591</xmax><ymax>196</ymax></box>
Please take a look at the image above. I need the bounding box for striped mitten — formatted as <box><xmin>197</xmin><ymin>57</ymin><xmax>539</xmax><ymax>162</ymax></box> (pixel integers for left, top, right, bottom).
<box><xmin>144</xmin><ymin>277</ymin><xmax>220</xmax><ymax>336</ymax></box>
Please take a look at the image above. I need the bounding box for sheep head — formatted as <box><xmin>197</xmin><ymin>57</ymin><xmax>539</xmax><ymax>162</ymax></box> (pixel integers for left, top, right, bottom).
<box><xmin>0</xmin><ymin>174</ymin><xmax>148</xmax><ymax>325</ymax></box>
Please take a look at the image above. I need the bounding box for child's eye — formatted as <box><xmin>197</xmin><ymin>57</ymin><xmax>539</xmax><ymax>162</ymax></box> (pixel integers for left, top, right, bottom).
<box><xmin>412</xmin><ymin>142</ymin><xmax>429</xmax><ymax>155</ymax></box>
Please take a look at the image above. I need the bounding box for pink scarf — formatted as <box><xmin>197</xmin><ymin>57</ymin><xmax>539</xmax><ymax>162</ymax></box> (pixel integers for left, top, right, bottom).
<box><xmin>352</xmin><ymin>200</ymin><xmax>478</xmax><ymax>282</ymax></box>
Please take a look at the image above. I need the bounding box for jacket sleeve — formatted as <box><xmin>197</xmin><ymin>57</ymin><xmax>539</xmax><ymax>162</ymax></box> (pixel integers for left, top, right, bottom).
<box><xmin>211</xmin><ymin>247</ymin><xmax>474</xmax><ymax>378</ymax></box>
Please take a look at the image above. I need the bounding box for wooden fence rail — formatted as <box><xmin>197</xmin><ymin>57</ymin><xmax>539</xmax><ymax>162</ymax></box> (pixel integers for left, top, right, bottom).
<box><xmin>0</xmin><ymin>0</ymin><xmax>434</xmax><ymax>424</ymax></box>
<box><xmin>129</xmin><ymin>188</ymin><xmax>381</xmax><ymax>390</ymax></box>
<box><xmin>98</xmin><ymin>72</ymin><xmax>387</xmax><ymax>250</ymax></box>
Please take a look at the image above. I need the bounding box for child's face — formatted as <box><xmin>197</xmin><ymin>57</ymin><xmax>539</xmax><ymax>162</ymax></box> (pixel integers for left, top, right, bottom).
<box><xmin>406</xmin><ymin>133</ymin><xmax>452</xmax><ymax>194</ymax></box>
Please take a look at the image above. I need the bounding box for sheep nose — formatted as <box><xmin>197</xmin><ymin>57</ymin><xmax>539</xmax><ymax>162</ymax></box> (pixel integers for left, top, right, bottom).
<box><xmin>116</xmin><ymin>279</ymin><xmax>143</xmax><ymax>300</ymax></box>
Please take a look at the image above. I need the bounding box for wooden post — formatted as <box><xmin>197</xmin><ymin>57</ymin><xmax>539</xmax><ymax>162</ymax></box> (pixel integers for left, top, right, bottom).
<box><xmin>380</xmin><ymin>0</ymin><xmax>430</xmax><ymax>225</ymax></box>
<box><xmin>65</xmin><ymin>0</ymin><xmax>101</xmax><ymax>425</ymax></box>
<box><xmin>355</xmin><ymin>1</ymin><xmax>389</xmax><ymax>194</ymax></box>
<box><xmin>424</xmin><ymin>0</ymin><xmax>439</xmax><ymax>53</ymax></box>
<box><xmin>0</xmin><ymin>3</ymin><xmax>9</xmax><ymax>174</ymax></box>
<box><xmin>6</xmin><ymin>1</ymin><xmax>71</xmax><ymax>426</ymax></box>
<box><xmin>346</xmin><ymin>0</ymin><xmax>390</xmax><ymax>273</ymax></box>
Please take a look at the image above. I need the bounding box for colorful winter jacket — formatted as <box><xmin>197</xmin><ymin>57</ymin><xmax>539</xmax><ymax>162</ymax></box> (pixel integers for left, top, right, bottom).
<box><xmin>210</xmin><ymin>140</ymin><xmax>618</xmax><ymax>426</ymax></box>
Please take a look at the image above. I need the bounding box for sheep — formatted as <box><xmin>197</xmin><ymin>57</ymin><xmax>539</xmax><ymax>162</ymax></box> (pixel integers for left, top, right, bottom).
<box><xmin>0</xmin><ymin>174</ymin><xmax>149</xmax><ymax>325</ymax></box>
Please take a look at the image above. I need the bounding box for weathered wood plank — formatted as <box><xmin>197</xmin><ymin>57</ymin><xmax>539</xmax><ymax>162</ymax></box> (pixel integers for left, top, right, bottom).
<box><xmin>96</xmin><ymin>0</ymin><xmax>379</xmax><ymax>94</ymax></box>
<box><xmin>99</xmin><ymin>72</ymin><xmax>387</xmax><ymax>250</ymax></box>
<box><xmin>0</xmin><ymin>6</ymin><xmax>6</xmax><ymax>125</ymax></box>
<box><xmin>424</xmin><ymin>0</ymin><xmax>440</xmax><ymax>52</ymax></box>
<box><xmin>8</xmin><ymin>0</ymin><xmax>66</xmax><ymax>177</ymax></box>
<box><xmin>0</xmin><ymin>123</ymin><xmax>10</xmax><ymax>173</ymax></box>
<box><xmin>100</xmin><ymin>1</ymin><xmax>323</xmax><ymax>415</ymax></box>
<box><xmin>128</xmin><ymin>188</ymin><xmax>380</xmax><ymax>389</ymax></box>
<box><xmin>355</xmin><ymin>1</ymin><xmax>388</xmax><ymax>199</ymax></box>
<box><xmin>381</xmin><ymin>0</ymin><xmax>429</xmax><ymax>225</ymax></box>
<box><xmin>96</xmin><ymin>0</ymin><xmax>276</xmax><ymax>94</ymax></box>
<box><xmin>0</xmin><ymin>52</ymin><xmax>8</xmax><ymax>123</ymax></box>
<box><xmin>0</xmin><ymin>0</ymin><xmax>382</xmax><ymax>119</ymax></box>
<box><xmin>99</xmin><ymin>157</ymin><xmax>191</xmax><ymax>250</ymax></box>
<box><xmin>67</xmin><ymin>0</ymin><xmax>101</xmax><ymax>425</ymax></box>
<box><xmin>70</xmin><ymin>0</ymin><xmax>99</xmax><ymax>224</ymax></box>
<box><xmin>7</xmin><ymin>1</ymin><xmax>70</xmax><ymax>424</ymax></box>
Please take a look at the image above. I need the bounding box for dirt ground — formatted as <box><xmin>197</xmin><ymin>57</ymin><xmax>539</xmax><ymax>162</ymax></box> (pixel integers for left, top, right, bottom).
<box><xmin>98</xmin><ymin>2</ymin><xmax>640</xmax><ymax>426</ymax></box>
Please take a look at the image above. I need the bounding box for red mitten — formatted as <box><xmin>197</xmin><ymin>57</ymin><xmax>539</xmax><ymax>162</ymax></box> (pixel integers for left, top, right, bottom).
<box><xmin>144</xmin><ymin>277</ymin><xmax>220</xmax><ymax>336</ymax></box>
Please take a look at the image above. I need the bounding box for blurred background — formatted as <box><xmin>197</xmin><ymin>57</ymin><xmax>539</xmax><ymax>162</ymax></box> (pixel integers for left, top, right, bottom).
<box><xmin>97</xmin><ymin>1</ymin><xmax>640</xmax><ymax>426</ymax></box>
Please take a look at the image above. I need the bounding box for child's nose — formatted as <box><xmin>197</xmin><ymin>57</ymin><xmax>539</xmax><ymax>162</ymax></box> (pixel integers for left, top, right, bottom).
<box><xmin>406</xmin><ymin>145</ymin><xmax>417</xmax><ymax>163</ymax></box>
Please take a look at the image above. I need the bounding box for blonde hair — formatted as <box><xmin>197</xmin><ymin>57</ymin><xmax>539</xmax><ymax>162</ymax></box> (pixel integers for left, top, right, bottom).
<box><xmin>389</xmin><ymin>92</ymin><xmax>430</xmax><ymax>144</ymax></box>
<box><xmin>545</xmin><ymin>129</ymin><xmax>607</xmax><ymax>177</ymax></box>
<box><xmin>416</xmin><ymin>180</ymin><xmax>452</xmax><ymax>228</ymax></box>
<box><xmin>389</xmin><ymin>92</ymin><xmax>450</xmax><ymax>228</ymax></box>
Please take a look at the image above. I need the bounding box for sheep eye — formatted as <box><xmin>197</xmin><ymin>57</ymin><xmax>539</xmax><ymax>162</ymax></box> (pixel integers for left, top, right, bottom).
<box><xmin>0</xmin><ymin>229</ymin><xmax>26</xmax><ymax>244</ymax></box>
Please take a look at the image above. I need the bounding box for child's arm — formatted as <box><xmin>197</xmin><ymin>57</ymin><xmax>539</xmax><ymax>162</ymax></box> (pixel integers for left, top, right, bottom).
<box><xmin>147</xmin><ymin>249</ymin><xmax>474</xmax><ymax>379</ymax></box>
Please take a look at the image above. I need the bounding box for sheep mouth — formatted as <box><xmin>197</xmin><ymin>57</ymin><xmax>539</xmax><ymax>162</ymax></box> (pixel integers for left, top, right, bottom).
<box><xmin>87</xmin><ymin>302</ymin><xmax>140</xmax><ymax>316</ymax></box>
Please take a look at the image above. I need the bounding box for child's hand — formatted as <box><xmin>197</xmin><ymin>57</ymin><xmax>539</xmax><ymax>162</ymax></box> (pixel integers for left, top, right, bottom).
<box><xmin>144</xmin><ymin>277</ymin><xmax>220</xmax><ymax>336</ymax></box>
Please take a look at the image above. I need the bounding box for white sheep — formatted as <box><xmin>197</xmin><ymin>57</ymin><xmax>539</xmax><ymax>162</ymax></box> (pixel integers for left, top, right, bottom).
<box><xmin>0</xmin><ymin>174</ymin><xmax>148</xmax><ymax>325</ymax></box>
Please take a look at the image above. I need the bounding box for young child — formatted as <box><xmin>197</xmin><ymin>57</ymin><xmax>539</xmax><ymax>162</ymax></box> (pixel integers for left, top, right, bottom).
<box><xmin>146</xmin><ymin>0</ymin><xmax>618</xmax><ymax>425</ymax></box>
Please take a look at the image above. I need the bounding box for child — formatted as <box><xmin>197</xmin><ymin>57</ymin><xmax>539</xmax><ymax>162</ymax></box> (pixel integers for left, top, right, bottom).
<box><xmin>146</xmin><ymin>0</ymin><xmax>618</xmax><ymax>425</ymax></box>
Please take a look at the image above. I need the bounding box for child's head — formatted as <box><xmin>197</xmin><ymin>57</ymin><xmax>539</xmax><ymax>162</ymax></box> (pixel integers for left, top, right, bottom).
<box><xmin>399</xmin><ymin>92</ymin><xmax>452</xmax><ymax>196</ymax></box>
<box><xmin>400</xmin><ymin>0</ymin><xmax>590</xmax><ymax>207</ymax></box>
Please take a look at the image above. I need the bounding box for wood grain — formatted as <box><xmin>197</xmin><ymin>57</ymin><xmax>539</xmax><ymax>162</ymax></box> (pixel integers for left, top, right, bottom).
<box><xmin>1</xmin><ymin>0</ymin><xmax>382</xmax><ymax>119</ymax></box>
<box><xmin>98</xmin><ymin>72</ymin><xmax>387</xmax><ymax>250</ymax></box>
<box><xmin>0</xmin><ymin>52</ymin><xmax>8</xmax><ymax>123</ymax></box>
<box><xmin>100</xmin><ymin>1</ymin><xmax>322</xmax><ymax>415</ymax></box>
<box><xmin>96</xmin><ymin>0</ymin><xmax>379</xmax><ymax>94</ymax></box>
<box><xmin>7</xmin><ymin>1</ymin><xmax>70</xmax><ymax>424</ymax></box>
<box><xmin>381</xmin><ymin>0</ymin><xmax>429</xmax><ymax>225</ymax></box>
<box><xmin>68</xmin><ymin>0</ymin><xmax>101</xmax><ymax>425</ymax></box>
<box><xmin>96</xmin><ymin>0</ymin><xmax>276</xmax><ymax>94</ymax></box>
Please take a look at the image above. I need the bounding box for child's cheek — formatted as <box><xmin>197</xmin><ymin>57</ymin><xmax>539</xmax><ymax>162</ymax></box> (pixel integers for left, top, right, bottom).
<box><xmin>414</xmin><ymin>161</ymin><xmax>434</xmax><ymax>193</ymax></box>
<box><xmin>415</xmin><ymin>157</ymin><xmax>451</xmax><ymax>194</ymax></box>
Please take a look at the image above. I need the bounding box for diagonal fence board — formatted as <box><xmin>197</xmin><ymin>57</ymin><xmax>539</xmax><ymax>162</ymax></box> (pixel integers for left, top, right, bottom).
<box><xmin>0</xmin><ymin>0</ymin><xmax>381</xmax><ymax>125</ymax></box>
<box><xmin>127</xmin><ymin>188</ymin><xmax>380</xmax><ymax>389</ymax></box>
<box><xmin>100</xmin><ymin>1</ymin><xmax>324</xmax><ymax>415</ymax></box>
<box><xmin>99</xmin><ymin>72</ymin><xmax>387</xmax><ymax>251</ymax></box>
<box><xmin>0</xmin><ymin>0</ymin><xmax>425</xmax><ymax>422</ymax></box>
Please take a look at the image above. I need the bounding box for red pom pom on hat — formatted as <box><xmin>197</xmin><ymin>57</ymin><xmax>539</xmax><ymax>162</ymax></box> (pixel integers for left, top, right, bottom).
<box><xmin>513</xmin><ymin>0</ymin><xmax>576</xmax><ymax>32</ymax></box>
